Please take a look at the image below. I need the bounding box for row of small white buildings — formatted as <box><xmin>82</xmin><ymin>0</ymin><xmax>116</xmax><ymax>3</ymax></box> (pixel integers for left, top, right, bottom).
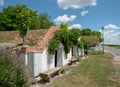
<box><xmin>20</xmin><ymin>26</ymin><xmax>85</xmax><ymax>77</ymax></box>
<box><xmin>0</xmin><ymin>26</ymin><xmax>101</xmax><ymax>77</ymax></box>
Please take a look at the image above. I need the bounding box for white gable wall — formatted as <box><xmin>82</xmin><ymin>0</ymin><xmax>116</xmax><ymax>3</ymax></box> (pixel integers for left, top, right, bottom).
<box><xmin>57</xmin><ymin>46</ymin><xmax>63</xmax><ymax>67</ymax></box>
<box><xmin>57</xmin><ymin>44</ymin><xmax>72</xmax><ymax>66</ymax></box>
<box><xmin>72</xmin><ymin>44</ymin><xmax>84</xmax><ymax>57</ymax></box>
<box><xmin>40</xmin><ymin>49</ymin><xmax>48</xmax><ymax>72</ymax></box>
<box><xmin>78</xmin><ymin>48</ymin><xmax>81</xmax><ymax>56</ymax></box>
<box><xmin>73</xmin><ymin>44</ymin><xmax>78</xmax><ymax>56</ymax></box>
<box><xmin>48</xmin><ymin>54</ymin><xmax>55</xmax><ymax>69</ymax></box>
<box><xmin>63</xmin><ymin>49</ymin><xmax>72</xmax><ymax>65</ymax></box>
<box><xmin>67</xmin><ymin>49</ymin><xmax>72</xmax><ymax>61</ymax></box>
<box><xmin>25</xmin><ymin>48</ymin><xmax>55</xmax><ymax>77</ymax></box>
<box><xmin>40</xmin><ymin>48</ymin><xmax>55</xmax><ymax>71</ymax></box>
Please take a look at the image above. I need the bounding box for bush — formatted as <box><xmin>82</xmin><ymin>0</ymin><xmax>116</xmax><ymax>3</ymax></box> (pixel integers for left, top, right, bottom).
<box><xmin>60</xmin><ymin>68</ymin><xmax>66</xmax><ymax>74</ymax></box>
<box><xmin>0</xmin><ymin>48</ymin><xmax>30</xmax><ymax>87</ymax></box>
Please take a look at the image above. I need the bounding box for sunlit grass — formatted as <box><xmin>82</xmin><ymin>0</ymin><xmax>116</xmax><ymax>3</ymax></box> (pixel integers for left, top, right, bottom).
<box><xmin>52</xmin><ymin>52</ymin><xmax>120</xmax><ymax>87</ymax></box>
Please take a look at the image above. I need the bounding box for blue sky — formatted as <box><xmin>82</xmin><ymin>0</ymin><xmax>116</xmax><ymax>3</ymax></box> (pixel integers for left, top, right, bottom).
<box><xmin>0</xmin><ymin>0</ymin><xmax>120</xmax><ymax>44</ymax></box>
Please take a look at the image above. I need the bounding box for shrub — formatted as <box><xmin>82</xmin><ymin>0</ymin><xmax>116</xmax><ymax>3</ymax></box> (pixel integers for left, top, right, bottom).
<box><xmin>0</xmin><ymin>48</ymin><xmax>30</xmax><ymax>87</ymax></box>
<box><xmin>60</xmin><ymin>68</ymin><xmax>66</xmax><ymax>74</ymax></box>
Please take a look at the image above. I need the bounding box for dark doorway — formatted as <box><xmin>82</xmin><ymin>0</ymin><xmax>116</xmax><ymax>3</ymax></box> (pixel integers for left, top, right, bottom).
<box><xmin>55</xmin><ymin>51</ymin><xmax>57</xmax><ymax>67</ymax></box>
<box><xmin>72</xmin><ymin>47</ymin><xmax>74</xmax><ymax>56</ymax></box>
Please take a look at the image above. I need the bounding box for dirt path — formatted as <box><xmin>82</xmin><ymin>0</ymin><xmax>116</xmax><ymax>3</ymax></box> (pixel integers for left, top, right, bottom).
<box><xmin>110</xmin><ymin>56</ymin><xmax>120</xmax><ymax>86</ymax></box>
<box><xmin>103</xmin><ymin>46</ymin><xmax>120</xmax><ymax>86</ymax></box>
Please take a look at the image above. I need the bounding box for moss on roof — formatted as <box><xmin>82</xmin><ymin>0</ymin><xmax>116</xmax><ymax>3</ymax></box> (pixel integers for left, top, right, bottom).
<box><xmin>82</xmin><ymin>36</ymin><xmax>99</xmax><ymax>47</ymax></box>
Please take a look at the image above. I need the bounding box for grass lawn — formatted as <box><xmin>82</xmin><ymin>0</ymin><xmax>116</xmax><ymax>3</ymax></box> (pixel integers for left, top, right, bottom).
<box><xmin>52</xmin><ymin>52</ymin><xmax>120</xmax><ymax>87</ymax></box>
<box><xmin>105</xmin><ymin>44</ymin><xmax>120</xmax><ymax>49</ymax></box>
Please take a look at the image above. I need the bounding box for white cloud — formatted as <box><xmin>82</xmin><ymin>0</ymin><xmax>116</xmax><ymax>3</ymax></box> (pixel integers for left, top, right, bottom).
<box><xmin>69</xmin><ymin>24</ymin><xmax>82</xmax><ymax>29</ymax></box>
<box><xmin>57</xmin><ymin>0</ymin><xmax>97</xmax><ymax>10</ymax></box>
<box><xmin>104</xmin><ymin>30</ymin><xmax>120</xmax><ymax>44</ymax></box>
<box><xmin>0</xmin><ymin>0</ymin><xmax>4</xmax><ymax>6</ymax></box>
<box><xmin>81</xmin><ymin>10</ymin><xmax>89</xmax><ymax>16</ymax></box>
<box><xmin>104</xmin><ymin>24</ymin><xmax>120</xmax><ymax>30</ymax></box>
<box><xmin>100</xmin><ymin>25</ymin><xmax>120</xmax><ymax>44</ymax></box>
<box><xmin>54</xmin><ymin>14</ymin><xmax>77</xmax><ymax>25</ymax></box>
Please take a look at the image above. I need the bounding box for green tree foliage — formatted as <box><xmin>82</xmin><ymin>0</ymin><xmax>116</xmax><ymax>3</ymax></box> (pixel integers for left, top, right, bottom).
<box><xmin>69</xmin><ymin>28</ymin><xmax>81</xmax><ymax>46</ymax></box>
<box><xmin>39</xmin><ymin>13</ymin><xmax>55</xmax><ymax>29</ymax></box>
<box><xmin>48</xmin><ymin>23</ymin><xmax>71</xmax><ymax>54</ymax></box>
<box><xmin>48</xmin><ymin>38</ymin><xmax>59</xmax><ymax>54</ymax></box>
<box><xmin>78</xmin><ymin>37</ymin><xmax>89</xmax><ymax>51</ymax></box>
<box><xmin>92</xmin><ymin>31</ymin><xmax>103</xmax><ymax>42</ymax></box>
<box><xmin>17</xmin><ymin>6</ymin><xmax>32</xmax><ymax>43</ymax></box>
<box><xmin>0</xmin><ymin>4</ymin><xmax>40</xmax><ymax>31</ymax></box>
<box><xmin>81</xmin><ymin>28</ymin><xmax>92</xmax><ymax>36</ymax></box>
<box><xmin>58</xmin><ymin>23</ymin><xmax>71</xmax><ymax>54</ymax></box>
<box><xmin>0</xmin><ymin>48</ymin><xmax>29</xmax><ymax>87</ymax></box>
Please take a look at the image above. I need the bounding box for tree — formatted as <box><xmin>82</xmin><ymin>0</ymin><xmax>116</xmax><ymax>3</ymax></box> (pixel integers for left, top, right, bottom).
<box><xmin>0</xmin><ymin>48</ymin><xmax>30</xmax><ymax>87</ymax></box>
<box><xmin>39</xmin><ymin>13</ymin><xmax>55</xmax><ymax>29</ymax></box>
<box><xmin>0</xmin><ymin>4</ymin><xmax>40</xmax><ymax>31</ymax></box>
<box><xmin>69</xmin><ymin>28</ymin><xmax>81</xmax><ymax>46</ymax></box>
<box><xmin>92</xmin><ymin>31</ymin><xmax>103</xmax><ymax>42</ymax></box>
<box><xmin>17</xmin><ymin>7</ymin><xmax>31</xmax><ymax>43</ymax></box>
<box><xmin>81</xmin><ymin>28</ymin><xmax>92</xmax><ymax>36</ymax></box>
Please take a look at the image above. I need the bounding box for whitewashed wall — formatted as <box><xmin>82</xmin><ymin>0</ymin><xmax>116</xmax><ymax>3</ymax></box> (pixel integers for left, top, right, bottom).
<box><xmin>57</xmin><ymin>44</ymin><xmax>72</xmax><ymax>66</ymax></box>
<box><xmin>47</xmin><ymin>54</ymin><xmax>55</xmax><ymax>69</ymax></box>
<box><xmin>67</xmin><ymin>49</ymin><xmax>72</xmax><ymax>60</ymax></box>
<box><xmin>40</xmin><ymin>48</ymin><xmax>55</xmax><ymax>71</ymax></box>
<box><xmin>78</xmin><ymin>48</ymin><xmax>81</xmax><ymax>56</ymax></box>
<box><xmin>25</xmin><ymin>48</ymin><xmax>55</xmax><ymax>77</ymax></box>
<box><xmin>20</xmin><ymin>53</ymin><xmax>28</xmax><ymax>65</ymax></box>
<box><xmin>27</xmin><ymin>51</ymin><xmax>42</xmax><ymax>77</ymax></box>
<box><xmin>20</xmin><ymin>43</ymin><xmax>73</xmax><ymax>77</ymax></box>
<box><xmin>81</xmin><ymin>47</ymin><xmax>84</xmax><ymax>56</ymax></box>
<box><xmin>40</xmin><ymin>49</ymin><xmax>48</xmax><ymax>72</ymax></box>
<box><xmin>73</xmin><ymin>44</ymin><xmax>78</xmax><ymax>56</ymax></box>
<box><xmin>57</xmin><ymin>45</ymin><xmax>63</xmax><ymax>67</ymax></box>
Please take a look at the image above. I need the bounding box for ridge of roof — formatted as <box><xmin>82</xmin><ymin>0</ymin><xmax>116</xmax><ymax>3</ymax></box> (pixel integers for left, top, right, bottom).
<box><xmin>20</xmin><ymin>26</ymin><xmax>58</xmax><ymax>54</ymax></box>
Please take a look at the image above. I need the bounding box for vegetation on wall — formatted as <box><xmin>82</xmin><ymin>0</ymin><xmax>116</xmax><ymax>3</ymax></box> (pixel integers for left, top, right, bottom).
<box><xmin>48</xmin><ymin>38</ymin><xmax>59</xmax><ymax>54</ymax></box>
<box><xmin>69</xmin><ymin>28</ymin><xmax>81</xmax><ymax>46</ymax></box>
<box><xmin>48</xmin><ymin>23</ymin><xmax>71</xmax><ymax>54</ymax></box>
<box><xmin>59</xmin><ymin>23</ymin><xmax>71</xmax><ymax>54</ymax></box>
<box><xmin>48</xmin><ymin>23</ymin><xmax>102</xmax><ymax>55</ymax></box>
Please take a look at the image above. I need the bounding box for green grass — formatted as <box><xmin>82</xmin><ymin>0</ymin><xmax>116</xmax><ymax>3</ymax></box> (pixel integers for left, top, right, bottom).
<box><xmin>105</xmin><ymin>44</ymin><xmax>120</xmax><ymax>49</ymax></box>
<box><xmin>51</xmin><ymin>52</ymin><xmax>120</xmax><ymax>87</ymax></box>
